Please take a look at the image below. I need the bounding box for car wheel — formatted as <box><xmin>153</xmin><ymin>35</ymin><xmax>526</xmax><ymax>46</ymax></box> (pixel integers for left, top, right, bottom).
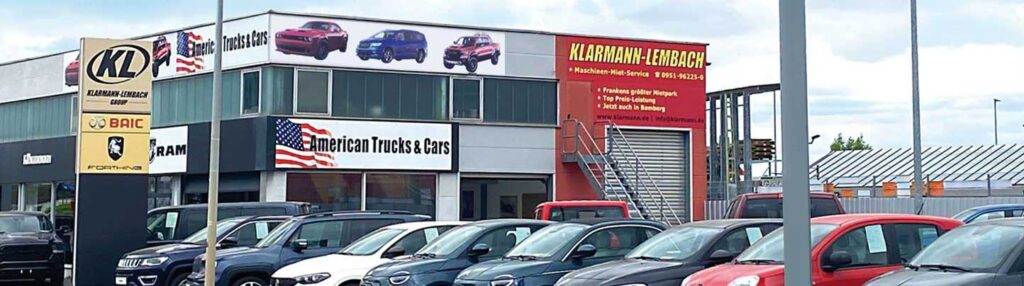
<box><xmin>152</xmin><ymin>65</ymin><xmax>160</xmax><ymax>78</ymax></box>
<box><xmin>443</xmin><ymin>61</ymin><xmax>455</xmax><ymax>69</ymax></box>
<box><xmin>491</xmin><ymin>51</ymin><xmax>500</xmax><ymax>65</ymax></box>
<box><xmin>359</xmin><ymin>55</ymin><xmax>368</xmax><ymax>61</ymax></box>
<box><xmin>314</xmin><ymin>42</ymin><xmax>329</xmax><ymax>60</ymax></box>
<box><xmin>465</xmin><ymin>57</ymin><xmax>478</xmax><ymax>73</ymax></box>
<box><xmin>340</xmin><ymin>38</ymin><xmax>348</xmax><ymax>53</ymax></box>
<box><xmin>232</xmin><ymin>276</ymin><xmax>267</xmax><ymax>286</ymax></box>
<box><xmin>416</xmin><ymin>49</ymin><xmax>426</xmax><ymax>63</ymax></box>
<box><xmin>382</xmin><ymin>48</ymin><xmax>394</xmax><ymax>63</ymax></box>
<box><xmin>169</xmin><ymin>272</ymin><xmax>189</xmax><ymax>286</ymax></box>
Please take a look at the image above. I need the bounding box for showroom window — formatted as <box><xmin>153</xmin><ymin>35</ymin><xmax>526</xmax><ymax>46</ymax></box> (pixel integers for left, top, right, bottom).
<box><xmin>286</xmin><ymin>173</ymin><xmax>362</xmax><ymax>212</ymax></box>
<box><xmin>241</xmin><ymin>69</ymin><xmax>261</xmax><ymax>115</ymax></box>
<box><xmin>24</xmin><ymin>183</ymin><xmax>52</xmax><ymax>214</ymax></box>
<box><xmin>452</xmin><ymin>78</ymin><xmax>483</xmax><ymax>120</ymax></box>
<box><xmin>484</xmin><ymin>79</ymin><xmax>557</xmax><ymax>124</ymax></box>
<box><xmin>295</xmin><ymin>69</ymin><xmax>331</xmax><ymax>114</ymax></box>
<box><xmin>332</xmin><ymin>70</ymin><xmax>448</xmax><ymax>120</ymax></box>
<box><xmin>0</xmin><ymin>184</ymin><xmax>18</xmax><ymax>211</ymax></box>
<box><xmin>365</xmin><ymin>174</ymin><xmax>437</xmax><ymax>217</ymax></box>
<box><xmin>182</xmin><ymin>173</ymin><xmax>260</xmax><ymax>204</ymax></box>
<box><xmin>148</xmin><ymin>176</ymin><xmax>175</xmax><ymax>210</ymax></box>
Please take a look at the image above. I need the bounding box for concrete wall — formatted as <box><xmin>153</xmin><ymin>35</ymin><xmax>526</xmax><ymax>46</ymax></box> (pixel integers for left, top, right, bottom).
<box><xmin>505</xmin><ymin>32</ymin><xmax>556</xmax><ymax>79</ymax></box>
<box><xmin>0</xmin><ymin>53</ymin><xmax>71</xmax><ymax>105</ymax></box>
<box><xmin>458</xmin><ymin>125</ymin><xmax>555</xmax><ymax>174</ymax></box>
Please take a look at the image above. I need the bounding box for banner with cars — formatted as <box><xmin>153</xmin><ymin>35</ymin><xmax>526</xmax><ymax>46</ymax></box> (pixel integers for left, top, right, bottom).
<box><xmin>274</xmin><ymin>118</ymin><xmax>453</xmax><ymax>171</ymax></box>
<box><xmin>270</xmin><ymin>14</ymin><xmax>507</xmax><ymax>76</ymax></box>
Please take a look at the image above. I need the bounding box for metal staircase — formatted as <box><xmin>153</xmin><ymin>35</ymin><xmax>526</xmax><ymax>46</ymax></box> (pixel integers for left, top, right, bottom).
<box><xmin>561</xmin><ymin>119</ymin><xmax>684</xmax><ymax>226</ymax></box>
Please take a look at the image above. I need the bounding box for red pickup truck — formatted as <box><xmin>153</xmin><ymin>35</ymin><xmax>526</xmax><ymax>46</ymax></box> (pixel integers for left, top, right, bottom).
<box><xmin>534</xmin><ymin>200</ymin><xmax>629</xmax><ymax>221</ymax></box>
<box><xmin>724</xmin><ymin>192</ymin><xmax>846</xmax><ymax>218</ymax></box>
<box><xmin>443</xmin><ymin>33</ymin><xmax>500</xmax><ymax>73</ymax></box>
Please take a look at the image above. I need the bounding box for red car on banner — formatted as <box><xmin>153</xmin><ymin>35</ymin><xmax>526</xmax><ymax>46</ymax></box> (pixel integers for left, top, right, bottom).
<box><xmin>443</xmin><ymin>33</ymin><xmax>500</xmax><ymax>73</ymax></box>
<box><xmin>275</xmin><ymin>21</ymin><xmax>349</xmax><ymax>60</ymax></box>
<box><xmin>151</xmin><ymin>36</ymin><xmax>171</xmax><ymax>77</ymax></box>
<box><xmin>64</xmin><ymin>56</ymin><xmax>79</xmax><ymax>86</ymax></box>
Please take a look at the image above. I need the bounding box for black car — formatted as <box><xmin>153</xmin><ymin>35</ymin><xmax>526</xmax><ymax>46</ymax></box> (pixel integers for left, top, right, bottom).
<box><xmin>556</xmin><ymin>219</ymin><xmax>782</xmax><ymax>286</ymax></box>
<box><xmin>453</xmin><ymin>218</ymin><xmax>666</xmax><ymax>286</ymax></box>
<box><xmin>145</xmin><ymin>202</ymin><xmax>312</xmax><ymax>246</ymax></box>
<box><xmin>115</xmin><ymin>215</ymin><xmax>288</xmax><ymax>286</ymax></box>
<box><xmin>865</xmin><ymin>217</ymin><xmax>1024</xmax><ymax>286</ymax></box>
<box><xmin>361</xmin><ymin>219</ymin><xmax>552</xmax><ymax>286</ymax></box>
<box><xmin>0</xmin><ymin>212</ymin><xmax>65</xmax><ymax>286</ymax></box>
<box><xmin>186</xmin><ymin>211</ymin><xmax>430</xmax><ymax>286</ymax></box>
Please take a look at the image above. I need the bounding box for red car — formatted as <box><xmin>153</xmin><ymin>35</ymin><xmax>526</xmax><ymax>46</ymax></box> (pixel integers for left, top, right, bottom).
<box><xmin>443</xmin><ymin>33</ymin><xmax>500</xmax><ymax>73</ymax></box>
<box><xmin>275</xmin><ymin>21</ymin><xmax>348</xmax><ymax>60</ymax></box>
<box><xmin>64</xmin><ymin>57</ymin><xmax>79</xmax><ymax>86</ymax></box>
<box><xmin>724</xmin><ymin>192</ymin><xmax>846</xmax><ymax>218</ymax></box>
<box><xmin>682</xmin><ymin>214</ymin><xmax>963</xmax><ymax>286</ymax></box>
<box><xmin>534</xmin><ymin>200</ymin><xmax>629</xmax><ymax>221</ymax></box>
<box><xmin>152</xmin><ymin>35</ymin><xmax>171</xmax><ymax>77</ymax></box>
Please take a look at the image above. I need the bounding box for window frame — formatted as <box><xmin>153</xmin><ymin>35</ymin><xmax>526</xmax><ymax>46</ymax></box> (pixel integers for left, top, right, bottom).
<box><xmin>481</xmin><ymin>77</ymin><xmax>560</xmax><ymax>126</ymax></box>
<box><xmin>292</xmin><ymin>68</ymin><xmax>333</xmax><ymax>116</ymax></box>
<box><xmin>560</xmin><ymin>225</ymin><xmax>663</xmax><ymax>262</ymax></box>
<box><xmin>240</xmin><ymin>68</ymin><xmax>262</xmax><ymax>116</ymax></box>
<box><xmin>820</xmin><ymin>224</ymin><xmax>896</xmax><ymax>271</ymax></box>
<box><xmin>450</xmin><ymin>76</ymin><xmax>484</xmax><ymax>121</ymax></box>
<box><xmin>222</xmin><ymin>219</ymin><xmax>285</xmax><ymax>247</ymax></box>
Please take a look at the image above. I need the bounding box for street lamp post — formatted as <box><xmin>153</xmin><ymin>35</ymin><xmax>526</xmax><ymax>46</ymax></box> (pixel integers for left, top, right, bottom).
<box><xmin>910</xmin><ymin>0</ymin><xmax>924</xmax><ymax>214</ymax></box>
<box><xmin>994</xmin><ymin>98</ymin><xmax>1001</xmax><ymax>145</ymax></box>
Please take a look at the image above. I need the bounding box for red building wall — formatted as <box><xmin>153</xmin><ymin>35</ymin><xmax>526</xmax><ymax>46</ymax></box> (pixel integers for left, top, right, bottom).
<box><xmin>554</xmin><ymin>35</ymin><xmax>708</xmax><ymax>220</ymax></box>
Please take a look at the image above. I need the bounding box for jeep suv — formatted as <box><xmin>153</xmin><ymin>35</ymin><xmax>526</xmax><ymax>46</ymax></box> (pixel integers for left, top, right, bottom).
<box><xmin>275</xmin><ymin>21</ymin><xmax>349</xmax><ymax>60</ymax></box>
<box><xmin>0</xmin><ymin>212</ymin><xmax>65</xmax><ymax>286</ymax></box>
<box><xmin>443</xmin><ymin>33</ymin><xmax>500</xmax><ymax>73</ymax></box>
<box><xmin>356</xmin><ymin>29</ymin><xmax>427</xmax><ymax>64</ymax></box>
<box><xmin>184</xmin><ymin>211</ymin><xmax>430</xmax><ymax>286</ymax></box>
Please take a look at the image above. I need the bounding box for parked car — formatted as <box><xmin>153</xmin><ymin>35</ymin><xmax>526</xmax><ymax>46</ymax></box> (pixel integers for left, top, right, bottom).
<box><xmin>65</xmin><ymin>57</ymin><xmax>79</xmax><ymax>86</ymax></box>
<box><xmin>952</xmin><ymin>204</ymin><xmax>1024</xmax><ymax>224</ymax></box>
<box><xmin>356</xmin><ymin>29</ymin><xmax>427</xmax><ymax>64</ymax></box>
<box><xmin>152</xmin><ymin>35</ymin><xmax>172</xmax><ymax>77</ymax></box>
<box><xmin>145</xmin><ymin>202</ymin><xmax>312</xmax><ymax>246</ymax></box>
<box><xmin>270</xmin><ymin>221</ymin><xmax>466</xmax><ymax>286</ymax></box>
<box><xmin>556</xmin><ymin>219</ymin><xmax>782</xmax><ymax>286</ymax></box>
<box><xmin>443</xmin><ymin>33</ymin><xmax>500</xmax><ymax>73</ymax></box>
<box><xmin>0</xmin><ymin>212</ymin><xmax>65</xmax><ymax>286</ymax></box>
<box><xmin>865</xmin><ymin>217</ymin><xmax>1024</xmax><ymax>285</ymax></box>
<box><xmin>361</xmin><ymin>219</ymin><xmax>552</xmax><ymax>286</ymax></box>
<box><xmin>682</xmin><ymin>214</ymin><xmax>963</xmax><ymax>286</ymax></box>
<box><xmin>724</xmin><ymin>192</ymin><xmax>845</xmax><ymax>218</ymax></box>
<box><xmin>275</xmin><ymin>21</ymin><xmax>349</xmax><ymax>60</ymax></box>
<box><xmin>453</xmin><ymin>218</ymin><xmax>667</xmax><ymax>286</ymax></box>
<box><xmin>534</xmin><ymin>200</ymin><xmax>629</xmax><ymax>221</ymax></box>
<box><xmin>185</xmin><ymin>211</ymin><xmax>429</xmax><ymax>286</ymax></box>
<box><xmin>115</xmin><ymin>215</ymin><xmax>288</xmax><ymax>286</ymax></box>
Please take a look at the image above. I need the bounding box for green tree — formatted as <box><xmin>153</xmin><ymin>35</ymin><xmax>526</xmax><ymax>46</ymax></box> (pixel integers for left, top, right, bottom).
<box><xmin>830</xmin><ymin>133</ymin><xmax>872</xmax><ymax>151</ymax></box>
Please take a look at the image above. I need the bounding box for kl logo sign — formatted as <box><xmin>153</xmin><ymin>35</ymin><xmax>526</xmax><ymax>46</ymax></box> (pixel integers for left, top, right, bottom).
<box><xmin>86</xmin><ymin>44</ymin><xmax>151</xmax><ymax>85</ymax></box>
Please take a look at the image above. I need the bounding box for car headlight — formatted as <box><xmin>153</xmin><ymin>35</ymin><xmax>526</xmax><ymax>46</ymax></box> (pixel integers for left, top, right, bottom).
<box><xmin>294</xmin><ymin>272</ymin><xmax>331</xmax><ymax>284</ymax></box>
<box><xmin>140</xmin><ymin>257</ymin><xmax>168</xmax><ymax>267</ymax></box>
<box><xmin>728</xmin><ymin>275</ymin><xmax>760</xmax><ymax>286</ymax></box>
<box><xmin>369</xmin><ymin>42</ymin><xmax>382</xmax><ymax>47</ymax></box>
<box><xmin>276</xmin><ymin>33</ymin><xmax>282</xmax><ymax>38</ymax></box>
<box><xmin>490</xmin><ymin>275</ymin><xmax>516</xmax><ymax>286</ymax></box>
<box><xmin>389</xmin><ymin>271</ymin><xmax>410</xmax><ymax>285</ymax></box>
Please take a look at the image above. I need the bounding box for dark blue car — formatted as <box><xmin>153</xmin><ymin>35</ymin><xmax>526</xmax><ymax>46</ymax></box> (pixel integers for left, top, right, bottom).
<box><xmin>953</xmin><ymin>204</ymin><xmax>1024</xmax><ymax>224</ymax></box>
<box><xmin>116</xmin><ymin>215</ymin><xmax>288</xmax><ymax>286</ymax></box>
<box><xmin>356</xmin><ymin>29</ymin><xmax>427</xmax><ymax>64</ymax></box>
<box><xmin>185</xmin><ymin>211</ymin><xmax>429</xmax><ymax>286</ymax></box>
<box><xmin>361</xmin><ymin>219</ymin><xmax>552</xmax><ymax>286</ymax></box>
<box><xmin>453</xmin><ymin>219</ymin><xmax>667</xmax><ymax>286</ymax></box>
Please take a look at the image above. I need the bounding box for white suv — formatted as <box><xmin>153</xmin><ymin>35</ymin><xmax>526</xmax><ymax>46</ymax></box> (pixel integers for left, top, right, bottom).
<box><xmin>271</xmin><ymin>221</ymin><xmax>466</xmax><ymax>286</ymax></box>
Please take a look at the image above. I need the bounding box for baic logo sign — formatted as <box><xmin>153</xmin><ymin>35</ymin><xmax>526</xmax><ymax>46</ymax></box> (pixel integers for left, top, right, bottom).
<box><xmin>86</xmin><ymin>44</ymin><xmax>151</xmax><ymax>85</ymax></box>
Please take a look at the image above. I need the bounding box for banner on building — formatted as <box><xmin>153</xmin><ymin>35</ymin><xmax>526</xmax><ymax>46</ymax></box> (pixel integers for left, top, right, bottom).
<box><xmin>78</xmin><ymin>38</ymin><xmax>154</xmax><ymax>114</ymax></box>
<box><xmin>273</xmin><ymin>118</ymin><xmax>453</xmax><ymax>170</ymax></box>
<box><xmin>149</xmin><ymin>126</ymin><xmax>188</xmax><ymax>174</ymax></box>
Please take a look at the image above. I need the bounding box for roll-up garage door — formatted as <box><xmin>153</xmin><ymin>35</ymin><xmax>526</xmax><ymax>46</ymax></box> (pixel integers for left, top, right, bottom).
<box><xmin>608</xmin><ymin>128</ymin><xmax>690</xmax><ymax>223</ymax></box>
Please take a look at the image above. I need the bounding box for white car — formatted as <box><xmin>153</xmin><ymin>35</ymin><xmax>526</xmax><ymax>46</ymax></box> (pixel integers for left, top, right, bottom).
<box><xmin>271</xmin><ymin>221</ymin><xmax>466</xmax><ymax>286</ymax></box>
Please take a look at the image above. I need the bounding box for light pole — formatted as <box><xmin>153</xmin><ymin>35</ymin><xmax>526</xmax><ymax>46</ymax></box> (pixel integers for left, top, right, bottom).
<box><xmin>204</xmin><ymin>0</ymin><xmax>224</xmax><ymax>285</ymax></box>
<box><xmin>910</xmin><ymin>0</ymin><xmax>924</xmax><ymax>214</ymax></box>
<box><xmin>994</xmin><ymin>98</ymin><xmax>1001</xmax><ymax>145</ymax></box>
<box><xmin>779</xmin><ymin>0</ymin><xmax>812</xmax><ymax>284</ymax></box>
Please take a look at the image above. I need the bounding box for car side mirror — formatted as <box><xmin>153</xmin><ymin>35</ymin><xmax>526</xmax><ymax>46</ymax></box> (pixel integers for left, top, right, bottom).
<box><xmin>707</xmin><ymin>249</ymin><xmax>736</xmax><ymax>265</ymax></box>
<box><xmin>291</xmin><ymin>239</ymin><xmax>309</xmax><ymax>252</ymax></box>
<box><xmin>219</xmin><ymin>236</ymin><xmax>238</xmax><ymax>248</ymax></box>
<box><xmin>571</xmin><ymin>244</ymin><xmax>598</xmax><ymax>260</ymax></box>
<box><xmin>824</xmin><ymin>251</ymin><xmax>853</xmax><ymax>271</ymax></box>
<box><xmin>383</xmin><ymin>245</ymin><xmax>406</xmax><ymax>259</ymax></box>
<box><xmin>468</xmin><ymin>243</ymin><xmax>491</xmax><ymax>258</ymax></box>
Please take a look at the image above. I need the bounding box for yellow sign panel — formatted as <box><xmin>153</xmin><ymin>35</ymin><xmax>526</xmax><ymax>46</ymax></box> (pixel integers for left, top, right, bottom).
<box><xmin>79</xmin><ymin>38</ymin><xmax>153</xmax><ymax>114</ymax></box>
<box><xmin>79</xmin><ymin>132</ymin><xmax>150</xmax><ymax>174</ymax></box>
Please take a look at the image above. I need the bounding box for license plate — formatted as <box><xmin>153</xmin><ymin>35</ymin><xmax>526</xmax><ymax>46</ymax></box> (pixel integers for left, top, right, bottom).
<box><xmin>115</xmin><ymin>277</ymin><xmax>127</xmax><ymax>285</ymax></box>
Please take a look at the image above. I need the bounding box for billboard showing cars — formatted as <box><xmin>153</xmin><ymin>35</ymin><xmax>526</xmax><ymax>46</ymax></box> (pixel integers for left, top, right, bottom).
<box><xmin>270</xmin><ymin>14</ymin><xmax>508</xmax><ymax>76</ymax></box>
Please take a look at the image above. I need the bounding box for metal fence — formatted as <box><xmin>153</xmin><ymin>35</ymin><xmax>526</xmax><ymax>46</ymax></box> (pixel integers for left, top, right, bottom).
<box><xmin>705</xmin><ymin>196</ymin><xmax>1024</xmax><ymax>220</ymax></box>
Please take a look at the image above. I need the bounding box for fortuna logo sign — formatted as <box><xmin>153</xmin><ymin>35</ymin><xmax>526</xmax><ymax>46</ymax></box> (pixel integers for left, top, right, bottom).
<box><xmin>107</xmin><ymin>136</ymin><xmax>125</xmax><ymax>161</ymax></box>
<box><xmin>86</xmin><ymin>44</ymin><xmax>151</xmax><ymax>85</ymax></box>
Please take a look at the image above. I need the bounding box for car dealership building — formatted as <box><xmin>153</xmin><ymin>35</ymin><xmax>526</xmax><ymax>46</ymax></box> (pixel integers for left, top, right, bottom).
<box><xmin>0</xmin><ymin>11</ymin><xmax>708</xmax><ymax>228</ymax></box>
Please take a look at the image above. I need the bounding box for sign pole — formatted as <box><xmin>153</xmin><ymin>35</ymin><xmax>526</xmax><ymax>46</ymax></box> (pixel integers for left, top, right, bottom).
<box><xmin>911</xmin><ymin>0</ymin><xmax>924</xmax><ymax>212</ymax></box>
<box><xmin>780</xmin><ymin>0</ymin><xmax>812</xmax><ymax>285</ymax></box>
<box><xmin>203</xmin><ymin>0</ymin><xmax>224</xmax><ymax>285</ymax></box>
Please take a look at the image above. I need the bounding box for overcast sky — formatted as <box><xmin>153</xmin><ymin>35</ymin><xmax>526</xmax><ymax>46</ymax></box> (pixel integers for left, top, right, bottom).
<box><xmin>2</xmin><ymin>0</ymin><xmax>1022</xmax><ymax>171</ymax></box>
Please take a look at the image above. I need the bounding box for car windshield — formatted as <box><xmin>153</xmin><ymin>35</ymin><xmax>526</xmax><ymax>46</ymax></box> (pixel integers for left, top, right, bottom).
<box><xmin>735</xmin><ymin>223</ymin><xmax>838</xmax><ymax>263</ymax></box>
<box><xmin>339</xmin><ymin>228</ymin><xmax>405</xmax><ymax>256</ymax></box>
<box><xmin>505</xmin><ymin>223</ymin><xmax>587</xmax><ymax>259</ymax></box>
<box><xmin>457</xmin><ymin>37</ymin><xmax>477</xmax><ymax>47</ymax></box>
<box><xmin>254</xmin><ymin>219</ymin><xmax>298</xmax><ymax>248</ymax></box>
<box><xmin>909</xmin><ymin>224</ymin><xmax>1024</xmax><ymax>273</ymax></box>
<box><xmin>952</xmin><ymin>209</ymin><xmax>978</xmax><ymax>222</ymax></box>
<box><xmin>146</xmin><ymin>210</ymin><xmax>179</xmax><ymax>241</ymax></box>
<box><xmin>0</xmin><ymin>215</ymin><xmax>50</xmax><ymax>233</ymax></box>
<box><xmin>625</xmin><ymin>226</ymin><xmax>722</xmax><ymax>261</ymax></box>
<box><xmin>416</xmin><ymin>225</ymin><xmax>485</xmax><ymax>258</ymax></box>
<box><xmin>301</xmin><ymin>22</ymin><xmax>330</xmax><ymax>30</ymax></box>
<box><xmin>371</xmin><ymin>31</ymin><xmax>396</xmax><ymax>39</ymax></box>
<box><xmin>181</xmin><ymin>217</ymin><xmax>246</xmax><ymax>244</ymax></box>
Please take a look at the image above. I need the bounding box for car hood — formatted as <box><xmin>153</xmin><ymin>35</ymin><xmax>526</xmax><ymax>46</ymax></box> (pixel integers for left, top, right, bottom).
<box><xmin>457</xmin><ymin>259</ymin><xmax>551</xmax><ymax>281</ymax></box>
<box><xmin>0</xmin><ymin>232</ymin><xmax>56</xmax><ymax>244</ymax></box>
<box><xmin>560</xmin><ymin>259</ymin><xmax>696</xmax><ymax>282</ymax></box>
<box><xmin>366</xmin><ymin>257</ymin><xmax>445</xmax><ymax>276</ymax></box>
<box><xmin>446</xmin><ymin>45</ymin><xmax>474</xmax><ymax>52</ymax></box>
<box><xmin>278</xmin><ymin>28</ymin><xmax>326</xmax><ymax>37</ymax></box>
<box><xmin>359</xmin><ymin>38</ymin><xmax>384</xmax><ymax>45</ymax></box>
<box><xmin>686</xmin><ymin>263</ymin><xmax>784</xmax><ymax>285</ymax></box>
<box><xmin>126</xmin><ymin>243</ymin><xmax>203</xmax><ymax>257</ymax></box>
<box><xmin>275</xmin><ymin>254</ymin><xmax>385</xmax><ymax>278</ymax></box>
<box><xmin>867</xmin><ymin>269</ymin><xmax>996</xmax><ymax>286</ymax></box>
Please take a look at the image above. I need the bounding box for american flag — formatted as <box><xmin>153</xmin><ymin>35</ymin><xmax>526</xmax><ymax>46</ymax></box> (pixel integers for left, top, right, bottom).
<box><xmin>275</xmin><ymin>119</ymin><xmax>336</xmax><ymax>168</ymax></box>
<box><xmin>176</xmin><ymin>31</ymin><xmax>204</xmax><ymax>73</ymax></box>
